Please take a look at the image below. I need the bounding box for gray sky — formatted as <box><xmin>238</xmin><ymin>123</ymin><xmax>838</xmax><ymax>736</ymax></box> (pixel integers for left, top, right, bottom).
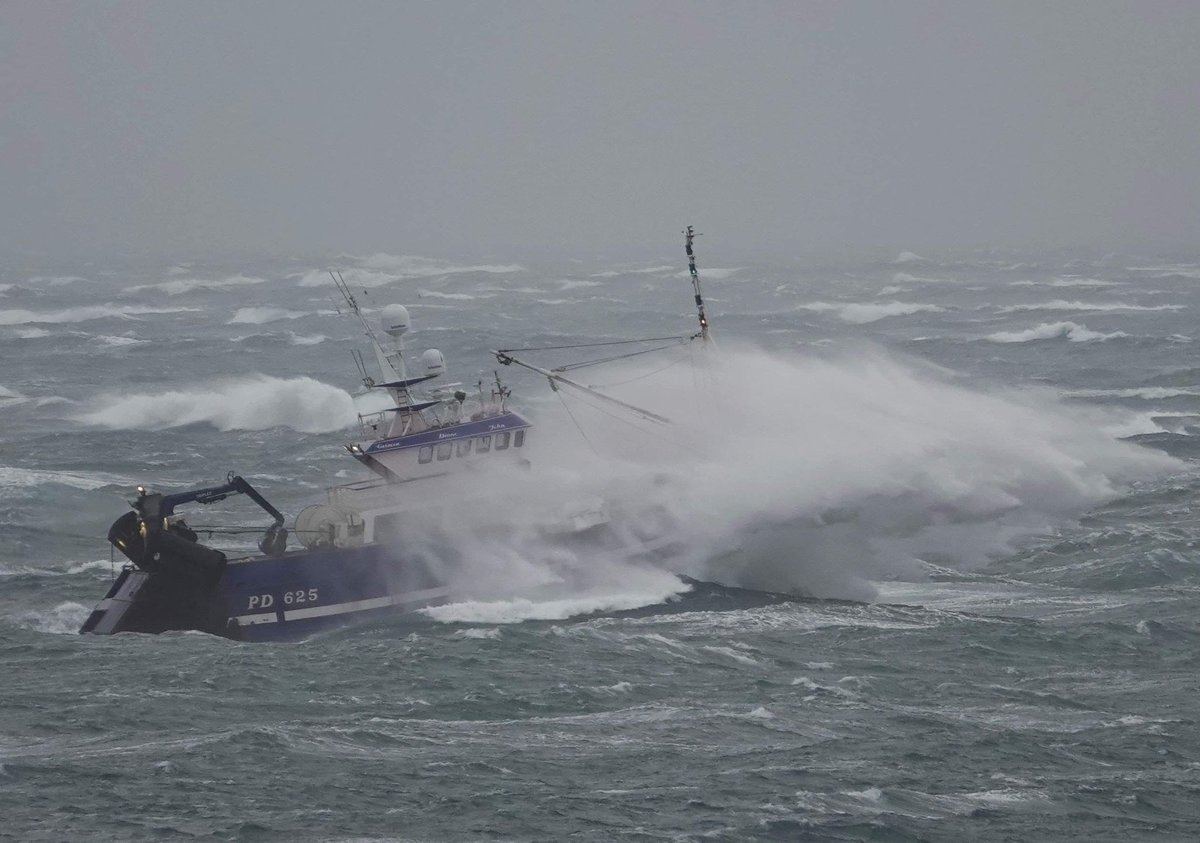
<box><xmin>3</xmin><ymin>1</ymin><xmax>1198</xmax><ymax>261</ymax></box>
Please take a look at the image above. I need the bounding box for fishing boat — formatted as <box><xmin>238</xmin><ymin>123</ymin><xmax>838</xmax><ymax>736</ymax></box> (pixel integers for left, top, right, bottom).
<box><xmin>79</xmin><ymin>228</ymin><xmax>713</xmax><ymax>640</ymax></box>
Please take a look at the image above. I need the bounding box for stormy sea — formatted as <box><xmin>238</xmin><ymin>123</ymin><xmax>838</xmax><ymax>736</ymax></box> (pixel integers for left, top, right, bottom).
<box><xmin>3</xmin><ymin>248</ymin><xmax>1199</xmax><ymax>840</ymax></box>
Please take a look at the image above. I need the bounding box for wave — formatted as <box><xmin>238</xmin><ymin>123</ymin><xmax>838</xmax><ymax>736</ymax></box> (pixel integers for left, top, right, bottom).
<box><xmin>297</xmin><ymin>255</ymin><xmax>524</xmax><ymax>288</ymax></box>
<box><xmin>423</xmin><ymin>576</ymin><xmax>688</xmax><ymax>624</ymax></box>
<box><xmin>798</xmin><ymin>301</ymin><xmax>945</xmax><ymax>324</ymax></box>
<box><xmin>589</xmin><ymin>265</ymin><xmax>676</xmax><ymax>279</ymax></box>
<box><xmin>371</xmin><ymin>345</ymin><xmax>1179</xmax><ymax>612</ymax></box>
<box><xmin>77</xmin><ymin>375</ymin><xmax>369</xmax><ymax>433</ymax></box>
<box><xmin>673</xmin><ymin>268</ymin><xmax>740</xmax><ymax>280</ymax></box>
<box><xmin>94</xmin><ymin>335</ymin><xmax>150</xmax><ymax>347</ymax></box>
<box><xmin>14</xmin><ymin>601</ymin><xmax>92</xmax><ymax>634</ymax></box>
<box><xmin>1009</xmin><ymin>278</ymin><xmax>1120</xmax><ymax>288</ymax></box>
<box><xmin>985</xmin><ymin>322</ymin><xmax>1127</xmax><ymax>343</ymax></box>
<box><xmin>0</xmin><ymin>465</ymin><xmax>132</xmax><ymax>491</ymax></box>
<box><xmin>891</xmin><ymin>272</ymin><xmax>948</xmax><ymax>284</ymax></box>
<box><xmin>125</xmin><ymin>274</ymin><xmax>268</xmax><ymax>295</ymax></box>
<box><xmin>892</xmin><ymin>251</ymin><xmax>928</xmax><ymax>264</ymax></box>
<box><xmin>999</xmin><ymin>300</ymin><xmax>1184</xmax><ymax>313</ymax></box>
<box><xmin>1065</xmin><ymin>387</ymin><xmax>1200</xmax><ymax>401</ymax></box>
<box><xmin>416</xmin><ymin>290</ymin><xmax>491</xmax><ymax>301</ymax></box>
<box><xmin>0</xmin><ymin>304</ymin><xmax>199</xmax><ymax>325</ymax></box>
<box><xmin>25</xmin><ymin>275</ymin><xmax>85</xmax><ymax>286</ymax></box>
<box><xmin>0</xmin><ymin>386</ymin><xmax>27</xmax><ymax>407</ymax></box>
<box><xmin>227</xmin><ymin>307</ymin><xmax>308</xmax><ymax>324</ymax></box>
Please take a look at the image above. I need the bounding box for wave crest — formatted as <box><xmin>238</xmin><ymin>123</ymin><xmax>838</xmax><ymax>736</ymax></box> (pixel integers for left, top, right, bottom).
<box><xmin>77</xmin><ymin>376</ymin><xmax>362</xmax><ymax>433</ymax></box>
<box><xmin>986</xmin><ymin>322</ymin><xmax>1127</xmax><ymax>343</ymax></box>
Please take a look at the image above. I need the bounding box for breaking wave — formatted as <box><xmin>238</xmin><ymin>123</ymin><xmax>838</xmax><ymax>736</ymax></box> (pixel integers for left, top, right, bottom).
<box><xmin>396</xmin><ymin>345</ymin><xmax>1180</xmax><ymax>619</ymax></box>
<box><xmin>799</xmin><ymin>301</ymin><xmax>945</xmax><ymax>323</ymax></box>
<box><xmin>1065</xmin><ymin>387</ymin><xmax>1200</xmax><ymax>401</ymax></box>
<box><xmin>999</xmin><ymin>300</ymin><xmax>1183</xmax><ymax>314</ymax></box>
<box><xmin>1009</xmin><ymin>278</ymin><xmax>1120</xmax><ymax>288</ymax></box>
<box><xmin>296</xmin><ymin>255</ymin><xmax>524</xmax><ymax>288</ymax></box>
<box><xmin>986</xmin><ymin>322</ymin><xmax>1127</xmax><ymax>343</ymax></box>
<box><xmin>0</xmin><ymin>386</ymin><xmax>28</xmax><ymax>407</ymax></box>
<box><xmin>0</xmin><ymin>304</ymin><xmax>199</xmax><ymax>325</ymax></box>
<box><xmin>227</xmin><ymin>307</ymin><xmax>308</xmax><ymax>324</ymax></box>
<box><xmin>125</xmin><ymin>274</ymin><xmax>268</xmax><ymax>295</ymax></box>
<box><xmin>77</xmin><ymin>376</ymin><xmax>372</xmax><ymax>433</ymax></box>
<box><xmin>0</xmin><ymin>465</ymin><xmax>132</xmax><ymax>491</ymax></box>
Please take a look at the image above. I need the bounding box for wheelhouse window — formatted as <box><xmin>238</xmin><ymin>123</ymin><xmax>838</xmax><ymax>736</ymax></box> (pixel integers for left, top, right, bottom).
<box><xmin>496</xmin><ymin>431</ymin><xmax>511</xmax><ymax>450</ymax></box>
<box><xmin>436</xmin><ymin>442</ymin><xmax>452</xmax><ymax>461</ymax></box>
<box><xmin>417</xmin><ymin>446</ymin><xmax>434</xmax><ymax>464</ymax></box>
<box><xmin>477</xmin><ymin>435</ymin><xmax>491</xmax><ymax>453</ymax></box>
<box><xmin>514</xmin><ymin>429</ymin><xmax>525</xmax><ymax>448</ymax></box>
<box><xmin>456</xmin><ymin>439</ymin><xmax>472</xmax><ymax>457</ymax></box>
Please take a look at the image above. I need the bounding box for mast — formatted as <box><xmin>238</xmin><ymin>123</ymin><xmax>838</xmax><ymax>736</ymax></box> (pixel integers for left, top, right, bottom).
<box><xmin>684</xmin><ymin>225</ymin><xmax>709</xmax><ymax>342</ymax></box>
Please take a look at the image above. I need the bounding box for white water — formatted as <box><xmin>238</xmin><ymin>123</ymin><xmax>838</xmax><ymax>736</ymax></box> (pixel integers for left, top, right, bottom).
<box><xmin>78</xmin><ymin>376</ymin><xmax>370</xmax><ymax>433</ymax></box>
<box><xmin>402</xmin><ymin>344</ymin><xmax>1180</xmax><ymax>618</ymax></box>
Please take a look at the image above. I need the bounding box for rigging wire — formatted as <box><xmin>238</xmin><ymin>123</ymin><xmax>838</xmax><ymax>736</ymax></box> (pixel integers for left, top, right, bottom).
<box><xmin>497</xmin><ymin>336</ymin><xmax>690</xmax><ymax>353</ymax></box>
<box><xmin>582</xmin><ymin>347</ymin><xmax>694</xmax><ymax>388</ymax></box>
<box><xmin>556</xmin><ymin>389</ymin><xmax>599</xmax><ymax>455</ymax></box>
<box><xmin>553</xmin><ymin>339</ymin><xmax>693</xmax><ymax>372</ymax></box>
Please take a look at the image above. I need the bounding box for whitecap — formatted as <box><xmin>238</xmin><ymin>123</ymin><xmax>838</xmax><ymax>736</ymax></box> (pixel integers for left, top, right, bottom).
<box><xmin>0</xmin><ymin>465</ymin><xmax>132</xmax><ymax>491</ymax></box>
<box><xmin>673</xmin><ymin>268</ymin><xmax>740</xmax><ymax>280</ymax></box>
<box><xmin>998</xmin><ymin>300</ymin><xmax>1183</xmax><ymax>313</ymax></box>
<box><xmin>422</xmin><ymin>581</ymin><xmax>687</xmax><ymax>624</ymax></box>
<box><xmin>227</xmin><ymin>307</ymin><xmax>308</xmax><ymax>324</ymax></box>
<box><xmin>125</xmin><ymin>274</ymin><xmax>268</xmax><ymax>295</ymax></box>
<box><xmin>25</xmin><ymin>275</ymin><xmax>85</xmax><ymax>286</ymax></box>
<box><xmin>94</xmin><ymin>335</ymin><xmax>150</xmax><ymax>347</ymax></box>
<box><xmin>0</xmin><ymin>386</ymin><xmax>28</xmax><ymax>407</ymax></box>
<box><xmin>985</xmin><ymin>322</ymin><xmax>1126</xmax><ymax>343</ymax></box>
<box><xmin>0</xmin><ymin>304</ymin><xmax>199</xmax><ymax>325</ymax></box>
<box><xmin>1065</xmin><ymin>387</ymin><xmax>1200</xmax><ymax>400</ymax></box>
<box><xmin>452</xmin><ymin>627</ymin><xmax>501</xmax><ymax>640</ymax></box>
<box><xmin>798</xmin><ymin>300</ymin><xmax>944</xmax><ymax>324</ymax></box>
<box><xmin>416</xmin><ymin>290</ymin><xmax>485</xmax><ymax>301</ymax></box>
<box><xmin>77</xmin><ymin>375</ymin><xmax>362</xmax><ymax>433</ymax></box>
<box><xmin>15</xmin><ymin>601</ymin><xmax>92</xmax><ymax>634</ymax></box>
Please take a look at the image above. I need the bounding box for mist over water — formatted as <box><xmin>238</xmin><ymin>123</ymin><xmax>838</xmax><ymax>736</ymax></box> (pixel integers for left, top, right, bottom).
<box><xmin>4</xmin><ymin>249</ymin><xmax>1200</xmax><ymax>840</ymax></box>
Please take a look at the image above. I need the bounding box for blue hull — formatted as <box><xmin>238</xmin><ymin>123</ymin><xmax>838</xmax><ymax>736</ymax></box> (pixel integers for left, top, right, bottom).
<box><xmin>81</xmin><ymin>542</ymin><xmax>449</xmax><ymax>641</ymax></box>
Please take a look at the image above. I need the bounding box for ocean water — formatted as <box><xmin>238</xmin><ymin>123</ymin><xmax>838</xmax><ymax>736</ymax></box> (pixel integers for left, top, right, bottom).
<box><xmin>3</xmin><ymin>249</ymin><xmax>1200</xmax><ymax>840</ymax></box>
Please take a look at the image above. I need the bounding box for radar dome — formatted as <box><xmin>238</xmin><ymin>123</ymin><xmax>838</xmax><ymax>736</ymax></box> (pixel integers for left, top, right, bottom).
<box><xmin>420</xmin><ymin>348</ymin><xmax>446</xmax><ymax>377</ymax></box>
<box><xmin>380</xmin><ymin>304</ymin><xmax>411</xmax><ymax>338</ymax></box>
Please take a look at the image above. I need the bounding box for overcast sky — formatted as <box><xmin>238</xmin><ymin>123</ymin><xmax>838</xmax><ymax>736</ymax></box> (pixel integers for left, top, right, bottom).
<box><xmin>3</xmin><ymin>1</ymin><xmax>1198</xmax><ymax>261</ymax></box>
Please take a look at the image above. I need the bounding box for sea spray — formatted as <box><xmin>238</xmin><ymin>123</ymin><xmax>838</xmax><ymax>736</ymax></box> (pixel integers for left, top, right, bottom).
<box><xmin>408</xmin><ymin>343</ymin><xmax>1180</xmax><ymax>615</ymax></box>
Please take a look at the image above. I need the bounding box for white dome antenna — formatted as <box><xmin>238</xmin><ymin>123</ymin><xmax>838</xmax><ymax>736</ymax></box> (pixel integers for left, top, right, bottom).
<box><xmin>380</xmin><ymin>304</ymin><xmax>411</xmax><ymax>340</ymax></box>
<box><xmin>421</xmin><ymin>348</ymin><xmax>446</xmax><ymax>377</ymax></box>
